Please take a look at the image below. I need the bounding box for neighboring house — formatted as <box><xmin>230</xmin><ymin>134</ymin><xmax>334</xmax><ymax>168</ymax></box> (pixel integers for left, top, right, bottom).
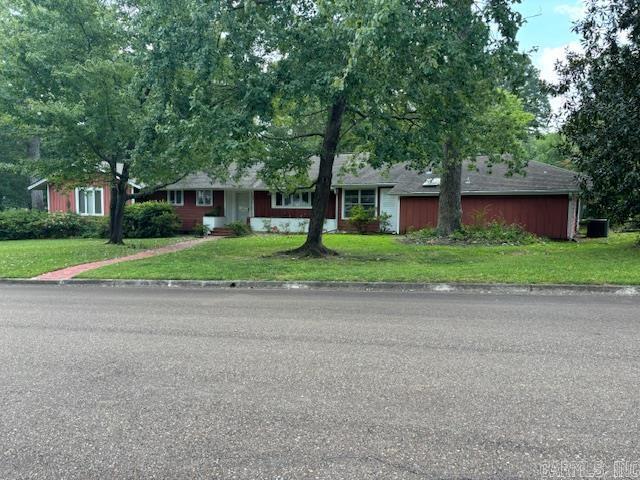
<box><xmin>28</xmin><ymin>155</ymin><xmax>581</xmax><ymax>239</ymax></box>
<box><xmin>27</xmin><ymin>179</ymin><xmax>139</xmax><ymax>217</ymax></box>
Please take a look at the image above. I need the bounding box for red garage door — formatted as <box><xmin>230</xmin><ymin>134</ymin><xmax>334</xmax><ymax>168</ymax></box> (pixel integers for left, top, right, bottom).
<box><xmin>399</xmin><ymin>195</ymin><xmax>570</xmax><ymax>239</ymax></box>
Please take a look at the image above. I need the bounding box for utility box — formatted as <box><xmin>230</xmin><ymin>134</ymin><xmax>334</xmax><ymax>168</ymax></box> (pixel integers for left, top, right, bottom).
<box><xmin>587</xmin><ymin>219</ymin><xmax>609</xmax><ymax>238</ymax></box>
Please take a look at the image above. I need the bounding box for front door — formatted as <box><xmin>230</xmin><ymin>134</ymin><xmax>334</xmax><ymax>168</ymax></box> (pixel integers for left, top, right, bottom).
<box><xmin>379</xmin><ymin>187</ymin><xmax>399</xmax><ymax>233</ymax></box>
<box><xmin>234</xmin><ymin>191</ymin><xmax>251</xmax><ymax>223</ymax></box>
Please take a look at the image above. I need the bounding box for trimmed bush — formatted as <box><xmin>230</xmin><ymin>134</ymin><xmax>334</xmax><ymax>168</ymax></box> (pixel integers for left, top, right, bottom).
<box><xmin>0</xmin><ymin>203</ymin><xmax>180</xmax><ymax>241</ymax></box>
<box><xmin>122</xmin><ymin>202</ymin><xmax>181</xmax><ymax>238</ymax></box>
<box><xmin>0</xmin><ymin>209</ymin><xmax>47</xmax><ymax>240</ymax></box>
<box><xmin>0</xmin><ymin>209</ymin><xmax>109</xmax><ymax>240</ymax></box>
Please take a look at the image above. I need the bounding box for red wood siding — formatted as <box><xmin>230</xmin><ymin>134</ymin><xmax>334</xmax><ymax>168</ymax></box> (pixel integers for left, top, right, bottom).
<box><xmin>48</xmin><ymin>184</ymin><xmax>114</xmax><ymax>215</ymax></box>
<box><xmin>145</xmin><ymin>190</ymin><xmax>224</xmax><ymax>231</ymax></box>
<box><xmin>399</xmin><ymin>196</ymin><xmax>439</xmax><ymax>233</ymax></box>
<box><xmin>48</xmin><ymin>186</ymin><xmax>75</xmax><ymax>213</ymax></box>
<box><xmin>461</xmin><ymin>196</ymin><xmax>569</xmax><ymax>239</ymax></box>
<box><xmin>253</xmin><ymin>190</ymin><xmax>336</xmax><ymax>219</ymax></box>
<box><xmin>399</xmin><ymin>195</ymin><xmax>571</xmax><ymax>239</ymax></box>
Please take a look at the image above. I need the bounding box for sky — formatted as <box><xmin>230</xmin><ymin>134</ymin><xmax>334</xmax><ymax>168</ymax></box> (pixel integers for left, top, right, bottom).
<box><xmin>514</xmin><ymin>0</ymin><xmax>585</xmax><ymax>115</ymax></box>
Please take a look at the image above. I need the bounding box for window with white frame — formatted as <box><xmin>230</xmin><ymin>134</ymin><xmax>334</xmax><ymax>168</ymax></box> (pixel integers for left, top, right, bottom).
<box><xmin>272</xmin><ymin>191</ymin><xmax>313</xmax><ymax>209</ymax></box>
<box><xmin>76</xmin><ymin>187</ymin><xmax>103</xmax><ymax>216</ymax></box>
<box><xmin>167</xmin><ymin>190</ymin><xmax>184</xmax><ymax>206</ymax></box>
<box><xmin>196</xmin><ymin>189</ymin><xmax>213</xmax><ymax>206</ymax></box>
<box><xmin>343</xmin><ymin>188</ymin><xmax>376</xmax><ymax>218</ymax></box>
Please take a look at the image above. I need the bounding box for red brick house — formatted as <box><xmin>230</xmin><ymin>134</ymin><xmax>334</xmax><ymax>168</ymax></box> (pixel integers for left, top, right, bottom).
<box><xmin>28</xmin><ymin>155</ymin><xmax>581</xmax><ymax>239</ymax></box>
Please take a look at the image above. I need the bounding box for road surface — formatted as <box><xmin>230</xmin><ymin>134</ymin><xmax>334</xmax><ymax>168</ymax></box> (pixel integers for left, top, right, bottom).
<box><xmin>1</xmin><ymin>285</ymin><xmax>639</xmax><ymax>479</ymax></box>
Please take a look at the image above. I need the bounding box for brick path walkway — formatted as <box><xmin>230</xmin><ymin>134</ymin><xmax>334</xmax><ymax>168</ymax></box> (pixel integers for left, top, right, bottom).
<box><xmin>33</xmin><ymin>237</ymin><xmax>217</xmax><ymax>281</ymax></box>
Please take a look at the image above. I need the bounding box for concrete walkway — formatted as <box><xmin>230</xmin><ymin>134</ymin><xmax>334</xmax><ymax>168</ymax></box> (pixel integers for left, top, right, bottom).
<box><xmin>32</xmin><ymin>237</ymin><xmax>216</xmax><ymax>281</ymax></box>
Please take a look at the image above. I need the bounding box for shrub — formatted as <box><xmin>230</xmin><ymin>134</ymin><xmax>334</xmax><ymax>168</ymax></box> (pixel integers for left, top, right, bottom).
<box><xmin>122</xmin><ymin>202</ymin><xmax>181</xmax><ymax>238</ymax></box>
<box><xmin>226</xmin><ymin>221</ymin><xmax>252</xmax><ymax>237</ymax></box>
<box><xmin>403</xmin><ymin>221</ymin><xmax>538</xmax><ymax>245</ymax></box>
<box><xmin>378</xmin><ymin>212</ymin><xmax>392</xmax><ymax>233</ymax></box>
<box><xmin>0</xmin><ymin>209</ymin><xmax>110</xmax><ymax>240</ymax></box>
<box><xmin>0</xmin><ymin>209</ymin><xmax>47</xmax><ymax>240</ymax></box>
<box><xmin>347</xmin><ymin>205</ymin><xmax>377</xmax><ymax>234</ymax></box>
<box><xmin>192</xmin><ymin>223</ymin><xmax>210</xmax><ymax>237</ymax></box>
<box><xmin>80</xmin><ymin>216</ymin><xmax>110</xmax><ymax>238</ymax></box>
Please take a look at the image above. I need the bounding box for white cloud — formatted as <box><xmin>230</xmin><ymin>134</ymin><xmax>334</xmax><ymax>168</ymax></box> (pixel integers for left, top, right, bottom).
<box><xmin>554</xmin><ymin>1</ymin><xmax>586</xmax><ymax>22</ymax></box>
<box><xmin>533</xmin><ymin>42</ymin><xmax>584</xmax><ymax>125</ymax></box>
<box><xmin>536</xmin><ymin>41</ymin><xmax>583</xmax><ymax>85</ymax></box>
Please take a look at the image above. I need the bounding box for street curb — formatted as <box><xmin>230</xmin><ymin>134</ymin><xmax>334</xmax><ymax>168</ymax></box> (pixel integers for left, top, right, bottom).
<box><xmin>0</xmin><ymin>278</ymin><xmax>639</xmax><ymax>296</ymax></box>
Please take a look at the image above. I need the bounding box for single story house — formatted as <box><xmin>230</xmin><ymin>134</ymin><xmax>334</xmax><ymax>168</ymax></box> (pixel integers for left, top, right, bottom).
<box><xmin>28</xmin><ymin>155</ymin><xmax>581</xmax><ymax>239</ymax></box>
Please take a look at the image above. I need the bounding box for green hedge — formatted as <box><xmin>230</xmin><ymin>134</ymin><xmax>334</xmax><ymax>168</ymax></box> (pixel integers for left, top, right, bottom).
<box><xmin>0</xmin><ymin>202</ymin><xmax>180</xmax><ymax>240</ymax></box>
<box><xmin>0</xmin><ymin>209</ymin><xmax>107</xmax><ymax>240</ymax></box>
<box><xmin>122</xmin><ymin>202</ymin><xmax>181</xmax><ymax>238</ymax></box>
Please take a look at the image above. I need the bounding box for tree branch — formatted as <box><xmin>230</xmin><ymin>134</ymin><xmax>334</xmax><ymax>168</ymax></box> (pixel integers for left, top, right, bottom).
<box><xmin>260</xmin><ymin>132</ymin><xmax>325</xmax><ymax>141</ymax></box>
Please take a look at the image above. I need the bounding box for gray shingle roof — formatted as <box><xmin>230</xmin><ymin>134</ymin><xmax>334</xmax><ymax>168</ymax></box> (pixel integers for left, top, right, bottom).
<box><xmin>167</xmin><ymin>155</ymin><xmax>580</xmax><ymax>195</ymax></box>
<box><xmin>388</xmin><ymin>159</ymin><xmax>580</xmax><ymax>195</ymax></box>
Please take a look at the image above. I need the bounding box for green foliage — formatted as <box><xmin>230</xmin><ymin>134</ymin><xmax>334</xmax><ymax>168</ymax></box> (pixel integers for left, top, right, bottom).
<box><xmin>378</xmin><ymin>212</ymin><xmax>392</xmax><ymax>233</ymax></box>
<box><xmin>0</xmin><ymin>115</ymin><xmax>30</xmax><ymax>209</ymax></box>
<box><xmin>191</xmin><ymin>223</ymin><xmax>210</xmax><ymax>237</ymax></box>
<box><xmin>122</xmin><ymin>202</ymin><xmax>181</xmax><ymax>239</ymax></box>
<box><xmin>525</xmin><ymin>133</ymin><xmax>574</xmax><ymax>170</ymax></box>
<box><xmin>0</xmin><ymin>209</ymin><xmax>106</xmax><ymax>240</ymax></box>
<box><xmin>0</xmin><ymin>1</ymin><xmax>252</xmax><ymax>241</ymax></box>
<box><xmin>404</xmin><ymin>222</ymin><xmax>538</xmax><ymax>246</ymax></box>
<box><xmin>225</xmin><ymin>221</ymin><xmax>252</xmax><ymax>237</ymax></box>
<box><xmin>557</xmin><ymin>0</ymin><xmax>640</xmax><ymax>223</ymax></box>
<box><xmin>347</xmin><ymin>205</ymin><xmax>376</xmax><ymax>234</ymax></box>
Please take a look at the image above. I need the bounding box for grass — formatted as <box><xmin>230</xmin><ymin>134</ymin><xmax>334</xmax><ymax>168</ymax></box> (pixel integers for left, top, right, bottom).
<box><xmin>0</xmin><ymin>237</ymin><xmax>185</xmax><ymax>278</ymax></box>
<box><xmin>79</xmin><ymin>233</ymin><xmax>640</xmax><ymax>285</ymax></box>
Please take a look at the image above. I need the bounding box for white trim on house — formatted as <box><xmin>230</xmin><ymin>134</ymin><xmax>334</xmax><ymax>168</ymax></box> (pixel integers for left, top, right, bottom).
<box><xmin>379</xmin><ymin>187</ymin><xmax>399</xmax><ymax>234</ymax></box>
<box><xmin>74</xmin><ymin>187</ymin><xmax>105</xmax><ymax>216</ymax></box>
<box><xmin>196</xmin><ymin>189</ymin><xmax>213</xmax><ymax>207</ymax></box>
<box><xmin>567</xmin><ymin>194</ymin><xmax>578</xmax><ymax>240</ymax></box>
<box><xmin>250</xmin><ymin>217</ymin><xmax>337</xmax><ymax>233</ymax></box>
<box><xmin>46</xmin><ymin>185</ymin><xmax>51</xmax><ymax>213</ymax></box>
<box><xmin>27</xmin><ymin>178</ymin><xmax>48</xmax><ymax>191</ymax></box>
<box><xmin>271</xmin><ymin>190</ymin><xmax>313</xmax><ymax>209</ymax></box>
<box><xmin>341</xmin><ymin>187</ymin><xmax>378</xmax><ymax>219</ymax></box>
<box><xmin>167</xmin><ymin>189</ymin><xmax>184</xmax><ymax>206</ymax></box>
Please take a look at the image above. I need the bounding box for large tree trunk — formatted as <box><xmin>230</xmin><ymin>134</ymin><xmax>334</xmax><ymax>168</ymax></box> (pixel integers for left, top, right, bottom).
<box><xmin>437</xmin><ymin>140</ymin><xmax>463</xmax><ymax>236</ymax></box>
<box><xmin>287</xmin><ymin>96</ymin><xmax>347</xmax><ymax>257</ymax></box>
<box><xmin>107</xmin><ymin>167</ymin><xmax>129</xmax><ymax>245</ymax></box>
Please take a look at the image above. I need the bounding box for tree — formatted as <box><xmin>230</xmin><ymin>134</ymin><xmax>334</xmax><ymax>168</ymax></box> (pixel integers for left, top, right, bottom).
<box><xmin>0</xmin><ymin>0</ymin><xmax>250</xmax><ymax>243</ymax></box>
<box><xmin>226</xmin><ymin>0</ymin><xmax>414</xmax><ymax>256</ymax></box>
<box><xmin>0</xmin><ymin>114</ymin><xmax>31</xmax><ymax>209</ymax></box>
<box><xmin>525</xmin><ymin>132</ymin><xmax>574</xmax><ymax>170</ymax></box>
<box><xmin>365</xmin><ymin>1</ymin><xmax>534</xmax><ymax>235</ymax></box>
<box><xmin>500</xmin><ymin>54</ymin><xmax>551</xmax><ymax>131</ymax></box>
<box><xmin>556</xmin><ymin>0</ymin><xmax>640</xmax><ymax>224</ymax></box>
<box><xmin>222</xmin><ymin>0</ymin><xmax>533</xmax><ymax>253</ymax></box>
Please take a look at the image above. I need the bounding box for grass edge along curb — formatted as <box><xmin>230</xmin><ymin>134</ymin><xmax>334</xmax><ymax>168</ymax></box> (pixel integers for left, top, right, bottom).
<box><xmin>1</xmin><ymin>278</ymin><xmax>638</xmax><ymax>296</ymax></box>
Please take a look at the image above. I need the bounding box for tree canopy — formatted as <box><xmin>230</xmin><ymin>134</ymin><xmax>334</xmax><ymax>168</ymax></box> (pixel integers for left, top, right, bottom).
<box><xmin>0</xmin><ymin>0</ymin><xmax>256</xmax><ymax>241</ymax></box>
<box><xmin>557</xmin><ymin>0</ymin><xmax>640</xmax><ymax>223</ymax></box>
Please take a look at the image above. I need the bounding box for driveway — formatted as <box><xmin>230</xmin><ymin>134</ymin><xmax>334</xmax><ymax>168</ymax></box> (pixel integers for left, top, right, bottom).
<box><xmin>1</xmin><ymin>285</ymin><xmax>639</xmax><ymax>479</ymax></box>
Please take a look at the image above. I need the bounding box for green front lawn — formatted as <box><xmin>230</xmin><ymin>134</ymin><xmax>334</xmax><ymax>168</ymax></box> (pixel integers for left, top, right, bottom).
<box><xmin>0</xmin><ymin>237</ymin><xmax>185</xmax><ymax>278</ymax></box>
<box><xmin>80</xmin><ymin>233</ymin><xmax>640</xmax><ymax>285</ymax></box>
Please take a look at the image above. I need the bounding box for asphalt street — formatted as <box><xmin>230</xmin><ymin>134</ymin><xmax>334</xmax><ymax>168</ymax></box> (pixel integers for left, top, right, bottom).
<box><xmin>1</xmin><ymin>285</ymin><xmax>639</xmax><ymax>479</ymax></box>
